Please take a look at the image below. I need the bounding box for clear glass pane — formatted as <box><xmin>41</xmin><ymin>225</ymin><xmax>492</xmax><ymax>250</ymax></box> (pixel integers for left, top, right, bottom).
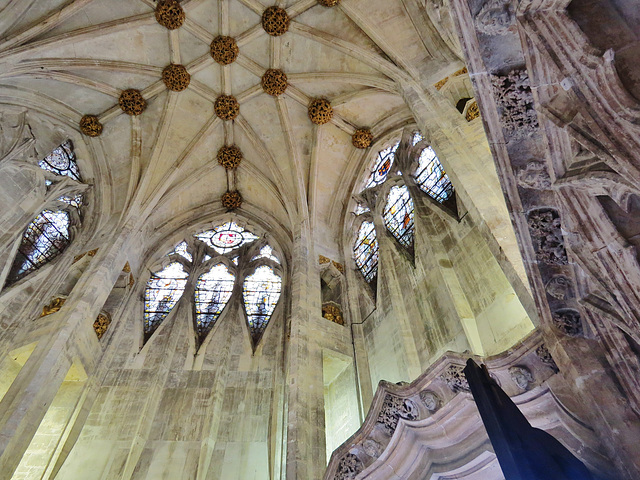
<box><xmin>414</xmin><ymin>146</ymin><xmax>454</xmax><ymax>203</ymax></box>
<box><xmin>243</xmin><ymin>266</ymin><xmax>282</xmax><ymax>344</ymax></box>
<box><xmin>383</xmin><ymin>185</ymin><xmax>414</xmax><ymax>248</ymax></box>
<box><xmin>194</xmin><ymin>264</ymin><xmax>235</xmax><ymax>341</ymax></box>
<box><xmin>195</xmin><ymin>222</ymin><xmax>259</xmax><ymax>254</ymax></box>
<box><xmin>251</xmin><ymin>245</ymin><xmax>280</xmax><ymax>264</ymax></box>
<box><xmin>144</xmin><ymin>262</ymin><xmax>189</xmax><ymax>337</ymax></box>
<box><xmin>38</xmin><ymin>140</ymin><xmax>82</xmax><ymax>181</ymax></box>
<box><xmin>171</xmin><ymin>241</ymin><xmax>193</xmax><ymax>262</ymax></box>
<box><xmin>353</xmin><ymin>221</ymin><xmax>378</xmax><ymax>283</ymax></box>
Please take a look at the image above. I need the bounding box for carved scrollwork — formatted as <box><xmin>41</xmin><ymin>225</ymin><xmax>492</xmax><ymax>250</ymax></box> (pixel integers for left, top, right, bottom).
<box><xmin>221</xmin><ymin>190</ymin><xmax>242</xmax><ymax>210</ymax></box>
<box><xmin>376</xmin><ymin>394</ymin><xmax>419</xmax><ymax>436</ymax></box>
<box><xmin>334</xmin><ymin>453</ymin><xmax>363</xmax><ymax>480</ymax></box>
<box><xmin>262</xmin><ymin>6</ymin><xmax>289</xmax><ymax>36</ymax></box>
<box><xmin>419</xmin><ymin>390</ymin><xmax>441</xmax><ymax>412</ymax></box>
<box><xmin>93</xmin><ymin>313</ymin><xmax>111</xmax><ymax>340</ymax></box>
<box><xmin>308</xmin><ymin>98</ymin><xmax>333</xmax><ymax>125</ymax></box>
<box><xmin>119</xmin><ymin>89</ymin><xmax>146</xmax><ymax>116</ymax></box>
<box><xmin>465</xmin><ymin>100</ymin><xmax>480</xmax><ymax>121</ymax></box>
<box><xmin>210</xmin><ymin>36</ymin><xmax>239</xmax><ymax>65</ymax></box>
<box><xmin>517</xmin><ymin>161</ymin><xmax>552</xmax><ymax>190</ymax></box>
<box><xmin>261</xmin><ymin>69</ymin><xmax>288</xmax><ymax>96</ymax></box>
<box><xmin>552</xmin><ymin>309</ymin><xmax>583</xmax><ymax>337</ymax></box>
<box><xmin>527</xmin><ymin>208</ymin><xmax>569</xmax><ymax>265</ymax></box>
<box><xmin>79</xmin><ymin>115</ymin><xmax>103</xmax><ymax>137</ymax></box>
<box><xmin>352</xmin><ymin>128</ymin><xmax>373</xmax><ymax>149</ymax></box>
<box><xmin>491</xmin><ymin>69</ymin><xmax>539</xmax><ymax>138</ymax></box>
<box><xmin>214</xmin><ymin>95</ymin><xmax>240</xmax><ymax>121</ymax></box>
<box><xmin>546</xmin><ymin>275</ymin><xmax>572</xmax><ymax>300</ymax></box>
<box><xmin>41</xmin><ymin>297</ymin><xmax>66</xmax><ymax>317</ymax></box>
<box><xmin>475</xmin><ymin>0</ymin><xmax>515</xmax><ymax>35</ymax></box>
<box><xmin>217</xmin><ymin>145</ymin><xmax>243</xmax><ymax>169</ymax></box>
<box><xmin>509</xmin><ymin>365</ymin><xmax>534</xmax><ymax>390</ymax></box>
<box><xmin>155</xmin><ymin>0</ymin><xmax>185</xmax><ymax>30</ymax></box>
<box><xmin>440</xmin><ymin>364</ymin><xmax>470</xmax><ymax>392</ymax></box>
<box><xmin>162</xmin><ymin>64</ymin><xmax>190</xmax><ymax>92</ymax></box>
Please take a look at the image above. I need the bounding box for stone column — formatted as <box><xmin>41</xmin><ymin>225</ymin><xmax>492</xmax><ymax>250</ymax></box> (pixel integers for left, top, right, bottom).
<box><xmin>0</xmin><ymin>225</ymin><xmax>134</xmax><ymax>479</ymax></box>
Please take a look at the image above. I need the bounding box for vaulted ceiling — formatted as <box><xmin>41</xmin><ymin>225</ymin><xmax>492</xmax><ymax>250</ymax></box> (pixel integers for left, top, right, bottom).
<box><xmin>0</xmin><ymin>0</ymin><xmax>470</xmax><ymax>259</ymax></box>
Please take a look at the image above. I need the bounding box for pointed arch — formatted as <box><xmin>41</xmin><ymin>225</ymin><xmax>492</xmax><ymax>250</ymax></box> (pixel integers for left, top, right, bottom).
<box><xmin>242</xmin><ymin>265</ymin><xmax>282</xmax><ymax>346</ymax></box>
<box><xmin>413</xmin><ymin>134</ymin><xmax>454</xmax><ymax>204</ymax></box>
<box><xmin>194</xmin><ymin>264</ymin><xmax>235</xmax><ymax>343</ymax></box>
<box><xmin>383</xmin><ymin>185</ymin><xmax>415</xmax><ymax>249</ymax></box>
<box><xmin>144</xmin><ymin>262</ymin><xmax>189</xmax><ymax>340</ymax></box>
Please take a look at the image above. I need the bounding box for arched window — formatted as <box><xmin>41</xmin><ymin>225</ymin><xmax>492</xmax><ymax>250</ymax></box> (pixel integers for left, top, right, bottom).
<box><xmin>413</xmin><ymin>135</ymin><xmax>453</xmax><ymax>203</ymax></box>
<box><xmin>353</xmin><ymin>221</ymin><xmax>378</xmax><ymax>283</ymax></box>
<box><xmin>144</xmin><ymin>262</ymin><xmax>189</xmax><ymax>339</ymax></box>
<box><xmin>194</xmin><ymin>264</ymin><xmax>235</xmax><ymax>342</ymax></box>
<box><xmin>243</xmin><ymin>266</ymin><xmax>282</xmax><ymax>345</ymax></box>
<box><xmin>4</xmin><ymin>140</ymin><xmax>84</xmax><ymax>287</ymax></box>
<box><xmin>383</xmin><ymin>185</ymin><xmax>414</xmax><ymax>248</ymax></box>
<box><xmin>143</xmin><ymin>223</ymin><xmax>283</xmax><ymax>349</ymax></box>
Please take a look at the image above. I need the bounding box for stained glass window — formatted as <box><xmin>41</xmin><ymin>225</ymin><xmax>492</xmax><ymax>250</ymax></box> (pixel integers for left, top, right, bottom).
<box><xmin>383</xmin><ymin>186</ymin><xmax>414</xmax><ymax>248</ymax></box>
<box><xmin>171</xmin><ymin>241</ymin><xmax>193</xmax><ymax>262</ymax></box>
<box><xmin>353</xmin><ymin>221</ymin><xmax>378</xmax><ymax>283</ymax></box>
<box><xmin>414</xmin><ymin>146</ymin><xmax>453</xmax><ymax>203</ymax></box>
<box><xmin>58</xmin><ymin>194</ymin><xmax>83</xmax><ymax>209</ymax></box>
<box><xmin>195</xmin><ymin>222</ymin><xmax>259</xmax><ymax>254</ymax></box>
<box><xmin>194</xmin><ymin>264</ymin><xmax>235</xmax><ymax>342</ymax></box>
<box><xmin>38</xmin><ymin>140</ymin><xmax>81</xmax><ymax>181</ymax></box>
<box><xmin>355</xmin><ymin>204</ymin><xmax>370</xmax><ymax>215</ymax></box>
<box><xmin>144</xmin><ymin>262</ymin><xmax>188</xmax><ymax>338</ymax></box>
<box><xmin>243</xmin><ymin>266</ymin><xmax>282</xmax><ymax>344</ymax></box>
<box><xmin>252</xmin><ymin>245</ymin><xmax>280</xmax><ymax>264</ymax></box>
<box><xmin>365</xmin><ymin>142</ymin><xmax>398</xmax><ymax>189</ymax></box>
<box><xmin>7</xmin><ymin>210</ymin><xmax>71</xmax><ymax>283</ymax></box>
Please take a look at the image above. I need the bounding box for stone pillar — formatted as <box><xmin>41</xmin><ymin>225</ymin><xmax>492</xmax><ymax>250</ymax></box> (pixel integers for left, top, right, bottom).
<box><xmin>0</xmin><ymin>225</ymin><xmax>133</xmax><ymax>479</ymax></box>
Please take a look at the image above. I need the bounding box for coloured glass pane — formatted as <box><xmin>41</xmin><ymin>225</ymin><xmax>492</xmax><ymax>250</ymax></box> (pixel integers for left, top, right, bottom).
<box><xmin>365</xmin><ymin>142</ymin><xmax>398</xmax><ymax>188</ymax></box>
<box><xmin>144</xmin><ymin>262</ymin><xmax>188</xmax><ymax>337</ymax></box>
<box><xmin>383</xmin><ymin>185</ymin><xmax>414</xmax><ymax>247</ymax></box>
<box><xmin>353</xmin><ymin>221</ymin><xmax>378</xmax><ymax>283</ymax></box>
<box><xmin>414</xmin><ymin>146</ymin><xmax>453</xmax><ymax>203</ymax></box>
<box><xmin>194</xmin><ymin>264</ymin><xmax>235</xmax><ymax>341</ymax></box>
<box><xmin>38</xmin><ymin>140</ymin><xmax>81</xmax><ymax>181</ymax></box>
<box><xmin>243</xmin><ymin>266</ymin><xmax>282</xmax><ymax>344</ymax></box>
<box><xmin>195</xmin><ymin>222</ymin><xmax>258</xmax><ymax>254</ymax></box>
<box><xmin>7</xmin><ymin>210</ymin><xmax>70</xmax><ymax>283</ymax></box>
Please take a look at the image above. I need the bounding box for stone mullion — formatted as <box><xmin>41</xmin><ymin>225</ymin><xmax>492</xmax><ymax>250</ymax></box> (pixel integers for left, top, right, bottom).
<box><xmin>0</xmin><ymin>224</ymin><xmax>135</xmax><ymax>480</ymax></box>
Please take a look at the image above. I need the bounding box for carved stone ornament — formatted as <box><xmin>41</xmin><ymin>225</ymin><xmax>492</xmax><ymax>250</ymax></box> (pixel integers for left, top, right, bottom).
<box><xmin>552</xmin><ymin>309</ymin><xmax>583</xmax><ymax>337</ymax></box>
<box><xmin>162</xmin><ymin>64</ymin><xmax>190</xmax><ymax>92</ymax></box>
<box><xmin>319</xmin><ymin>255</ymin><xmax>331</xmax><ymax>264</ymax></box>
<box><xmin>509</xmin><ymin>366</ymin><xmax>534</xmax><ymax>390</ymax></box>
<box><xmin>210</xmin><ymin>36</ymin><xmax>239</xmax><ymax>65</ymax></box>
<box><xmin>318</xmin><ymin>0</ymin><xmax>340</xmax><ymax>6</ymax></box>
<box><xmin>434</xmin><ymin>77</ymin><xmax>448</xmax><ymax>91</ymax></box>
<box><xmin>79</xmin><ymin>115</ymin><xmax>103</xmax><ymax>137</ymax></box>
<box><xmin>491</xmin><ymin>69</ymin><xmax>539</xmax><ymax>138</ymax></box>
<box><xmin>516</xmin><ymin>161</ymin><xmax>552</xmax><ymax>190</ymax></box>
<box><xmin>155</xmin><ymin>0</ymin><xmax>185</xmax><ymax>30</ymax></box>
<box><xmin>261</xmin><ymin>69</ymin><xmax>288</xmax><ymax>96</ymax></box>
<box><xmin>214</xmin><ymin>95</ymin><xmax>239</xmax><ymax>120</ymax></box>
<box><xmin>334</xmin><ymin>453</ymin><xmax>363</xmax><ymax>480</ymax></box>
<box><xmin>362</xmin><ymin>438</ymin><xmax>382</xmax><ymax>458</ymax></box>
<box><xmin>73</xmin><ymin>248</ymin><xmax>98</xmax><ymax>263</ymax></box>
<box><xmin>93</xmin><ymin>313</ymin><xmax>112</xmax><ymax>340</ymax></box>
<box><xmin>440</xmin><ymin>364</ymin><xmax>470</xmax><ymax>392</ymax></box>
<box><xmin>332</xmin><ymin>260</ymin><xmax>345</xmax><ymax>273</ymax></box>
<box><xmin>41</xmin><ymin>297</ymin><xmax>66</xmax><ymax>317</ymax></box>
<box><xmin>217</xmin><ymin>145</ymin><xmax>243</xmax><ymax>169</ymax></box>
<box><xmin>546</xmin><ymin>275</ymin><xmax>571</xmax><ymax>300</ymax></box>
<box><xmin>123</xmin><ymin>261</ymin><xmax>131</xmax><ymax>273</ymax></box>
<box><xmin>352</xmin><ymin>128</ymin><xmax>373</xmax><ymax>149</ymax></box>
<box><xmin>376</xmin><ymin>394</ymin><xmax>419</xmax><ymax>436</ymax></box>
<box><xmin>419</xmin><ymin>390</ymin><xmax>441</xmax><ymax>412</ymax></box>
<box><xmin>262</xmin><ymin>6</ymin><xmax>289</xmax><ymax>36</ymax></box>
<box><xmin>322</xmin><ymin>304</ymin><xmax>344</xmax><ymax>325</ymax></box>
<box><xmin>475</xmin><ymin>0</ymin><xmax>515</xmax><ymax>35</ymax></box>
<box><xmin>308</xmin><ymin>98</ymin><xmax>333</xmax><ymax>125</ymax></box>
<box><xmin>119</xmin><ymin>89</ymin><xmax>147</xmax><ymax>116</ymax></box>
<box><xmin>536</xmin><ymin>344</ymin><xmax>559</xmax><ymax>373</ymax></box>
<box><xmin>221</xmin><ymin>190</ymin><xmax>242</xmax><ymax>210</ymax></box>
<box><xmin>527</xmin><ymin>208</ymin><xmax>568</xmax><ymax>265</ymax></box>
<box><xmin>465</xmin><ymin>101</ymin><xmax>480</xmax><ymax>121</ymax></box>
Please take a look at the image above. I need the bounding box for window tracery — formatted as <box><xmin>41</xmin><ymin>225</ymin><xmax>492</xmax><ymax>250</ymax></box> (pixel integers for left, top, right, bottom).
<box><xmin>365</xmin><ymin>143</ymin><xmax>398</xmax><ymax>189</ymax></box>
<box><xmin>354</xmin><ymin>221</ymin><xmax>378</xmax><ymax>283</ymax></box>
<box><xmin>38</xmin><ymin>140</ymin><xmax>82</xmax><ymax>181</ymax></box>
<box><xmin>383</xmin><ymin>185</ymin><xmax>414</xmax><ymax>248</ymax></box>
<box><xmin>143</xmin><ymin>223</ymin><xmax>283</xmax><ymax>348</ymax></box>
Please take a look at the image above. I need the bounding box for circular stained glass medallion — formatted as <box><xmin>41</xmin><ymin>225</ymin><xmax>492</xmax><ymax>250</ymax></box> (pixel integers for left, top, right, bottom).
<box><xmin>210</xmin><ymin>228</ymin><xmax>244</xmax><ymax>249</ymax></box>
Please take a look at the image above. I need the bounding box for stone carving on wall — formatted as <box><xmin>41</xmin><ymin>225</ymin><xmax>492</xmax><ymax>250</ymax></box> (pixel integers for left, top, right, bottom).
<box><xmin>362</xmin><ymin>438</ymin><xmax>382</xmax><ymax>458</ymax></box>
<box><xmin>546</xmin><ymin>275</ymin><xmax>571</xmax><ymax>300</ymax></box>
<box><xmin>376</xmin><ymin>394</ymin><xmax>419</xmax><ymax>436</ymax></box>
<box><xmin>334</xmin><ymin>453</ymin><xmax>363</xmax><ymax>480</ymax></box>
<box><xmin>509</xmin><ymin>365</ymin><xmax>534</xmax><ymax>390</ymax></box>
<box><xmin>420</xmin><ymin>390</ymin><xmax>441</xmax><ymax>412</ymax></box>
<box><xmin>527</xmin><ymin>208</ymin><xmax>569</xmax><ymax>265</ymax></box>
<box><xmin>440</xmin><ymin>364</ymin><xmax>470</xmax><ymax>392</ymax></box>
<box><xmin>41</xmin><ymin>297</ymin><xmax>66</xmax><ymax>317</ymax></box>
<box><xmin>319</xmin><ymin>255</ymin><xmax>331</xmax><ymax>265</ymax></box>
<box><xmin>322</xmin><ymin>303</ymin><xmax>344</xmax><ymax>325</ymax></box>
<box><xmin>552</xmin><ymin>309</ymin><xmax>583</xmax><ymax>337</ymax></box>
<box><xmin>332</xmin><ymin>261</ymin><xmax>344</xmax><ymax>273</ymax></box>
<box><xmin>465</xmin><ymin>100</ymin><xmax>480</xmax><ymax>121</ymax></box>
<box><xmin>475</xmin><ymin>0</ymin><xmax>515</xmax><ymax>35</ymax></box>
<box><xmin>536</xmin><ymin>344</ymin><xmax>559</xmax><ymax>373</ymax></box>
<box><xmin>73</xmin><ymin>248</ymin><xmax>98</xmax><ymax>264</ymax></box>
<box><xmin>491</xmin><ymin>69</ymin><xmax>539</xmax><ymax>137</ymax></box>
<box><xmin>93</xmin><ymin>313</ymin><xmax>111</xmax><ymax>340</ymax></box>
<box><xmin>517</xmin><ymin>161</ymin><xmax>552</xmax><ymax>190</ymax></box>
